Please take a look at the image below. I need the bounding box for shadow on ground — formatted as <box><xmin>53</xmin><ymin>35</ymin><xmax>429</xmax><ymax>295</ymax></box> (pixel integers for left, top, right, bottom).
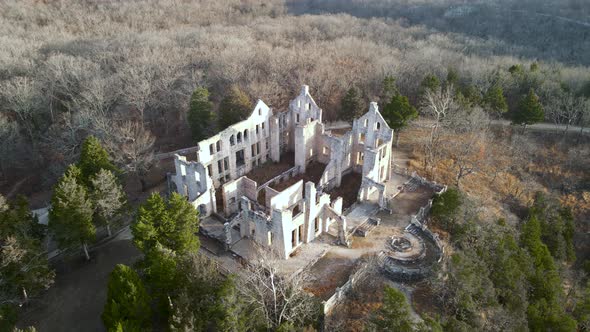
<box><xmin>17</xmin><ymin>240</ymin><xmax>142</xmax><ymax>332</ymax></box>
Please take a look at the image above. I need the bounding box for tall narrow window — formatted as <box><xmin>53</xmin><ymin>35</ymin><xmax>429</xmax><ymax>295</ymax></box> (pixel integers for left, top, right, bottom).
<box><xmin>291</xmin><ymin>230</ymin><xmax>297</xmax><ymax>247</ymax></box>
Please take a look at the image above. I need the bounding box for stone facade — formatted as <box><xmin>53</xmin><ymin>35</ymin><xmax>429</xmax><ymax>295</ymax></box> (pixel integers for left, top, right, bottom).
<box><xmin>172</xmin><ymin>85</ymin><xmax>394</xmax><ymax>259</ymax></box>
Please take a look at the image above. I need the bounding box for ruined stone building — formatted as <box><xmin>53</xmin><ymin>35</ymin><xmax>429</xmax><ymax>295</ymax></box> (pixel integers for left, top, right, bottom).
<box><xmin>172</xmin><ymin>86</ymin><xmax>394</xmax><ymax>259</ymax></box>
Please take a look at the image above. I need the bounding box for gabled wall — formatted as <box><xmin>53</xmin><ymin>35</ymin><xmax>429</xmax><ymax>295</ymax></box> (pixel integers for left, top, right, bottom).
<box><xmin>195</xmin><ymin>100</ymin><xmax>274</xmax><ymax>187</ymax></box>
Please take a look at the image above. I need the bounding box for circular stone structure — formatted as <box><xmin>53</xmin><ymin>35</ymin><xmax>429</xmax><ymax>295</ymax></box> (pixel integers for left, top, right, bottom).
<box><xmin>380</xmin><ymin>224</ymin><xmax>443</xmax><ymax>281</ymax></box>
<box><xmin>386</xmin><ymin>230</ymin><xmax>426</xmax><ymax>262</ymax></box>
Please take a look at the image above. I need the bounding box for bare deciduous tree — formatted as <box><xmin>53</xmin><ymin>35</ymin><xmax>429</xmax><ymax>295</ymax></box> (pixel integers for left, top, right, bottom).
<box><xmin>0</xmin><ymin>114</ymin><xmax>22</xmax><ymax>180</ymax></box>
<box><xmin>418</xmin><ymin>84</ymin><xmax>458</xmax><ymax>176</ymax></box>
<box><xmin>91</xmin><ymin>169</ymin><xmax>126</xmax><ymax>237</ymax></box>
<box><xmin>420</xmin><ymin>84</ymin><xmax>458</xmax><ymax>139</ymax></box>
<box><xmin>238</xmin><ymin>251</ymin><xmax>318</xmax><ymax>330</ymax></box>
<box><xmin>101</xmin><ymin>121</ymin><xmax>155</xmax><ymax>191</ymax></box>
<box><xmin>120</xmin><ymin>63</ymin><xmax>156</xmax><ymax>129</ymax></box>
<box><xmin>443</xmin><ymin>108</ymin><xmax>491</xmax><ymax>187</ymax></box>
<box><xmin>546</xmin><ymin>91</ymin><xmax>585</xmax><ymax>134</ymax></box>
<box><xmin>0</xmin><ymin>77</ymin><xmax>42</xmax><ymax>145</ymax></box>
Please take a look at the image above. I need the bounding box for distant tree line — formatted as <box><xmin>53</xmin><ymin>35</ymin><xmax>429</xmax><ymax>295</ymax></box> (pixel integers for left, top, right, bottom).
<box><xmin>1</xmin><ymin>0</ymin><xmax>589</xmax><ymax>192</ymax></box>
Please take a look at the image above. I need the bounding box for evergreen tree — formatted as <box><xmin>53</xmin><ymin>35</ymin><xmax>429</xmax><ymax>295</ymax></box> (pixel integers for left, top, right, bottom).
<box><xmin>519</xmin><ymin>215</ymin><xmax>575</xmax><ymax>330</ymax></box>
<box><xmin>446</xmin><ymin>67</ymin><xmax>460</xmax><ymax>87</ymax></box>
<box><xmin>381</xmin><ymin>94</ymin><xmax>418</xmax><ymax>146</ymax></box>
<box><xmin>91</xmin><ymin>169</ymin><xmax>126</xmax><ymax>237</ymax></box>
<box><xmin>0</xmin><ymin>195</ymin><xmax>54</xmax><ymax>308</ymax></box>
<box><xmin>488</xmin><ymin>234</ymin><xmax>529</xmax><ymax>315</ymax></box>
<box><xmin>165</xmin><ymin>193</ymin><xmax>201</xmax><ymax>254</ymax></box>
<box><xmin>578</xmin><ymin>80</ymin><xmax>590</xmax><ymax>98</ymax></box>
<box><xmin>49</xmin><ymin>165</ymin><xmax>95</xmax><ymax>260</ymax></box>
<box><xmin>574</xmin><ymin>281</ymin><xmax>590</xmax><ymax>330</ymax></box>
<box><xmin>102</xmin><ymin>264</ymin><xmax>151</xmax><ymax>332</ymax></box>
<box><xmin>218</xmin><ymin>86</ymin><xmax>251</xmax><ymax>130</ymax></box>
<box><xmin>132</xmin><ymin>192</ymin><xmax>200</xmax><ymax>255</ymax></box>
<box><xmin>430</xmin><ymin>188</ymin><xmax>462</xmax><ymax>231</ymax></box>
<box><xmin>509</xmin><ymin>64</ymin><xmax>524</xmax><ymax>75</ymax></box>
<box><xmin>187</xmin><ymin>87</ymin><xmax>214</xmax><ymax>141</ymax></box>
<box><xmin>78</xmin><ymin>135</ymin><xmax>118</xmax><ymax>186</ymax></box>
<box><xmin>379</xmin><ymin>75</ymin><xmax>398</xmax><ymax>102</ymax></box>
<box><xmin>460</xmin><ymin>85</ymin><xmax>482</xmax><ymax>108</ymax></box>
<box><xmin>483</xmin><ymin>84</ymin><xmax>508</xmax><ymax>118</ymax></box>
<box><xmin>143</xmin><ymin>245</ymin><xmax>178</xmax><ymax>319</ymax></box>
<box><xmin>512</xmin><ymin>89</ymin><xmax>544</xmax><ymax>130</ymax></box>
<box><xmin>368</xmin><ymin>286</ymin><xmax>415</xmax><ymax>332</ymax></box>
<box><xmin>560</xmin><ymin>208</ymin><xmax>576</xmax><ymax>262</ymax></box>
<box><xmin>340</xmin><ymin>86</ymin><xmax>364</xmax><ymax>123</ymax></box>
<box><xmin>170</xmin><ymin>254</ymin><xmax>250</xmax><ymax>331</ymax></box>
<box><xmin>420</xmin><ymin>74</ymin><xmax>441</xmax><ymax>95</ymax></box>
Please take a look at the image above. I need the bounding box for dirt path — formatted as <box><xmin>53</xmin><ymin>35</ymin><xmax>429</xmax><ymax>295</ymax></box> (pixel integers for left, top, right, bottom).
<box><xmin>414</xmin><ymin>118</ymin><xmax>590</xmax><ymax>135</ymax></box>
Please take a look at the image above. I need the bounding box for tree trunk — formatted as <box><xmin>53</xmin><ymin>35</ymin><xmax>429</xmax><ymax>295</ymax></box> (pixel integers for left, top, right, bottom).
<box><xmin>140</xmin><ymin>177</ymin><xmax>147</xmax><ymax>192</ymax></box>
<box><xmin>455</xmin><ymin>169</ymin><xmax>462</xmax><ymax>188</ymax></box>
<box><xmin>522</xmin><ymin>123</ymin><xmax>527</xmax><ymax>134</ymax></box>
<box><xmin>22</xmin><ymin>287</ymin><xmax>28</xmax><ymax>304</ymax></box>
<box><xmin>395</xmin><ymin>132</ymin><xmax>401</xmax><ymax>147</ymax></box>
<box><xmin>106</xmin><ymin>224</ymin><xmax>112</xmax><ymax>237</ymax></box>
<box><xmin>82</xmin><ymin>242</ymin><xmax>90</xmax><ymax>260</ymax></box>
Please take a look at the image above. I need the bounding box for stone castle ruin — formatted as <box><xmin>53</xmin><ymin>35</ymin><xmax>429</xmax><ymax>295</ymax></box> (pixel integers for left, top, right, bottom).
<box><xmin>172</xmin><ymin>86</ymin><xmax>394</xmax><ymax>259</ymax></box>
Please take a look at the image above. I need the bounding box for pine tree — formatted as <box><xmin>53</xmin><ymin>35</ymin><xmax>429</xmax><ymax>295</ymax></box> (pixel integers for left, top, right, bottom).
<box><xmin>520</xmin><ymin>214</ymin><xmax>569</xmax><ymax>331</ymax></box>
<box><xmin>218</xmin><ymin>86</ymin><xmax>251</xmax><ymax>130</ymax></box>
<box><xmin>166</xmin><ymin>193</ymin><xmax>200</xmax><ymax>254</ymax></box>
<box><xmin>102</xmin><ymin>264</ymin><xmax>151</xmax><ymax>331</ymax></box>
<box><xmin>381</xmin><ymin>94</ymin><xmax>418</xmax><ymax>146</ymax></box>
<box><xmin>369</xmin><ymin>286</ymin><xmax>415</xmax><ymax>332</ymax></box>
<box><xmin>430</xmin><ymin>188</ymin><xmax>462</xmax><ymax>231</ymax></box>
<box><xmin>91</xmin><ymin>169</ymin><xmax>126</xmax><ymax>237</ymax></box>
<box><xmin>512</xmin><ymin>89</ymin><xmax>544</xmax><ymax>131</ymax></box>
<box><xmin>446</xmin><ymin>67</ymin><xmax>460</xmax><ymax>87</ymax></box>
<box><xmin>144</xmin><ymin>245</ymin><xmax>178</xmax><ymax>318</ymax></box>
<box><xmin>132</xmin><ymin>193</ymin><xmax>169</xmax><ymax>253</ymax></box>
<box><xmin>131</xmin><ymin>192</ymin><xmax>200</xmax><ymax>255</ymax></box>
<box><xmin>188</xmin><ymin>87</ymin><xmax>214</xmax><ymax>141</ymax></box>
<box><xmin>78</xmin><ymin>135</ymin><xmax>118</xmax><ymax>186</ymax></box>
<box><xmin>483</xmin><ymin>84</ymin><xmax>508</xmax><ymax>118</ymax></box>
<box><xmin>340</xmin><ymin>86</ymin><xmax>364</xmax><ymax>123</ymax></box>
<box><xmin>379</xmin><ymin>75</ymin><xmax>398</xmax><ymax>103</ymax></box>
<box><xmin>420</xmin><ymin>74</ymin><xmax>440</xmax><ymax>95</ymax></box>
<box><xmin>509</xmin><ymin>64</ymin><xmax>524</xmax><ymax>75</ymax></box>
<box><xmin>49</xmin><ymin>165</ymin><xmax>95</xmax><ymax>260</ymax></box>
<box><xmin>170</xmin><ymin>254</ymin><xmax>249</xmax><ymax>331</ymax></box>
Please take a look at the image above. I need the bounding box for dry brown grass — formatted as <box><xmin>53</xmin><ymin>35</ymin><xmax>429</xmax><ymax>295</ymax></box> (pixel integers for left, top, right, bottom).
<box><xmin>400</xmin><ymin>125</ymin><xmax>589</xmax><ymax>222</ymax></box>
